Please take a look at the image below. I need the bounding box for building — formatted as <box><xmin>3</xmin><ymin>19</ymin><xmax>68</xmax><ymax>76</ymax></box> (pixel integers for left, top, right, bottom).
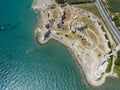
<box><xmin>57</xmin><ymin>23</ymin><xmax>68</xmax><ymax>29</ymax></box>
<box><xmin>76</xmin><ymin>22</ymin><xmax>87</xmax><ymax>32</ymax></box>
<box><xmin>59</xmin><ymin>4</ymin><xmax>67</xmax><ymax>7</ymax></box>
<box><xmin>48</xmin><ymin>19</ymin><xmax>54</xmax><ymax>25</ymax></box>
<box><xmin>45</xmin><ymin>19</ymin><xmax>55</xmax><ymax>29</ymax></box>
<box><xmin>44</xmin><ymin>30</ymin><xmax>51</xmax><ymax>39</ymax></box>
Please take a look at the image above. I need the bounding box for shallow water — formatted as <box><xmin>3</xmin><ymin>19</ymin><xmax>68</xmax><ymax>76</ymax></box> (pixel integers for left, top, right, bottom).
<box><xmin>0</xmin><ymin>0</ymin><xmax>120</xmax><ymax>90</ymax></box>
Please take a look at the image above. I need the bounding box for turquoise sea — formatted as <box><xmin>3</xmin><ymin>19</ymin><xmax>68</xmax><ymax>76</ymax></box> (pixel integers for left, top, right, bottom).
<box><xmin>0</xmin><ymin>0</ymin><xmax>120</xmax><ymax>90</ymax></box>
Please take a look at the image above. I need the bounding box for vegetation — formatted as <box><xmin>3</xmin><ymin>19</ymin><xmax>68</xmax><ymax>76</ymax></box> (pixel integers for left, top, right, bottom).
<box><xmin>74</xmin><ymin>3</ymin><xmax>101</xmax><ymax>18</ymax></box>
<box><xmin>106</xmin><ymin>55</ymin><xmax>113</xmax><ymax>73</ymax></box>
<box><xmin>104</xmin><ymin>0</ymin><xmax>120</xmax><ymax>30</ymax></box>
<box><xmin>56</xmin><ymin>32</ymin><xmax>60</xmax><ymax>35</ymax></box>
<box><xmin>72</xmin><ymin>31</ymin><xmax>75</xmax><ymax>34</ymax></box>
<box><xmin>55</xmin><ymin>0</ymin><xmax>64</xmax><ymax>4</ymax></box>
<box><xmin>55</xmin><ymin>0</ymin><xmax>95</xmax><ymax>4</ymax></box>
<box><xmin>65</xmin><ymin>34</ymin><xmax>68</xmax><ymax>37</ymax></box>
<box><xmin>100</xmin><ymin>2</ymin><xmax>118</xmax><ymax>44</ymax></box>
<box><xmin>114</xmin><ymin>65</ymin><xmax>120</xmax><ymax>77</ymax></box>
<box><xmin>114</xmin><ymin>50</ymin><xmax>120</xmax><ymax>76</ymax></box>
<box><xmin>115</xmin><ymin>51</ymin><xmax>120</xmax><ymax>65</ymax></box>
<box><xmin>107</xmin><ymin>0</ymin><xmax>120</xmax><ymax>12</ymax></box>
<box><xmin>112</xmin><ymin>14</ymin><xmax>120</xmax><ymax>28</ymax></box>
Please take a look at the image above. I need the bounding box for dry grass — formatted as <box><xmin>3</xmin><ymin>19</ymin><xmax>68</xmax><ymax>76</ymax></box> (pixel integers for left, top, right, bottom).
<box><xmin>49</xmin><ymin>8</ymin><xmax>61</xmax><ymax>23</ymax></box>
<box><xmin>80</xmin><ymin>17</ymin><xmax>96</xmax><ymax>31</ymax></box>
<box><xmin>98</xmin><ymin>44</ymin><xmax>105</xmax><ymax>51</ymax></box>
<box><xmin>74</xmin><ymin>3</ymin><xmax>101</xmax><ymax>18</ymax></box>
<box><xmin>85</xmin><ymin>29</ymin><xmax>98</xmax><ymax>44</ymax></box>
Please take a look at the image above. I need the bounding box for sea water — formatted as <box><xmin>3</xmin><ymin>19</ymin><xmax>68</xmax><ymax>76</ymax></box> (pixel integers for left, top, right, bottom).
<box><xmin>0</xmin><ymin>0</ymin><xmax>120</xmax><ymax>90</ymax></box>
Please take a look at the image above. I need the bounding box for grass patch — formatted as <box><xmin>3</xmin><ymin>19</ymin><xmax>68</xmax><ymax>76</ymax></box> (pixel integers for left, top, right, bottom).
<box><xmin>74</xmin><ymin>3</ymin><xmax>101</xmax><ymax>18</ymax></box>
<box><xmin>106</xmin><ymin>55</ymin><xmax>113</xmax><ymax>73</ymax></box>
<box><xmin>114</xmin><ymin>50</ymin><xmax>120</xmax><ymax>77</ymax></box>
<box><xmin>103</xmin><ymin>0</ymin><xmax>120</xmax><ymax>30</ymax></box>
<box><xmin>115</xmin><ymin>50</ymin><xmax>120</xmax><ymax>65</ymax></box>
<box><xmin>107</xmin><ymin>0</ymin><xmax>120</xmax><ymax>12</ymax></box>
<box><xmin>114</xmin><ymin>65</ymin><xmax>120</xmax><ymax>77</ymax></box>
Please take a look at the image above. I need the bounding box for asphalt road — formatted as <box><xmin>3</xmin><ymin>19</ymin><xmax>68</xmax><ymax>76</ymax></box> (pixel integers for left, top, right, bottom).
<box><xmin>95</xmin><ymin>0</ymin><xmax>120</xmax><ymax>44</ymax></box>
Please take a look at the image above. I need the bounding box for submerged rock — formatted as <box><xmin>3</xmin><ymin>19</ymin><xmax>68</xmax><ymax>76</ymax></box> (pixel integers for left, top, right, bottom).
<box><xmin>0</xmin><ymin>26</ymin><xmax>5</xmax><ymax>31</ymax></box>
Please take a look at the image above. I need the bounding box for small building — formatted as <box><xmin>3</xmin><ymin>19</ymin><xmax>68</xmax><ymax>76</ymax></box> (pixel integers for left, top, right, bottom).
<box><xmin>76</xmin><ymin>26</ymin><xmax>87</xmax><ymax>31</ymax></box>
<box><xmin>48</xmin><ymin>13</ymin><xmax>50</xmax><ymax>18</ymax></box>
<box><xmin>57</xmin><ymin>23</ymin><xmax>68</xmax><ymax>29</ymax></box>
<box><xmin>61</xmin><ymin>11</ymin><xmax>66</xmax><ymax>24</ymax></box>
<box><xmin>44</xmin><ymin>30</ymin><xmax>51</xmax><ymax>39</ymax></box>
<box><xmin>68</xmin><ymin>24</ymin><xmax>72</xmax><ymax>30</ymax></box>
<box><xmin>71</xmin><ymin>27</ymin><xmax>76</xmax><ymax>32</ymax></box>
<box><xmin>76</xmin><ymin>22</ymin><xmax>87</xmax><ymax>32</ymax></box>
<box><xmin>48</xmin><ymin>19</ymin><xmax>54</xmax><ymax>26</ymax></box>
<box><xmin>45</xmin><ymin>19</ymin><xmax>55</xmax><ymax>29</ymax></box>
<box><xmin>49</xmin><ymin>4</ymin><xmax>56</xmax><ymax>9</ymax></box>
<box><xmin>76</xmin><ymin>29</ymin><xmax>80</xmax><ymax>35</ymax></box>
<box><xmin>57</xmin><ymin>23</ymin><xmax>63</xmax><ymax>28</ymax></box>
<box><xmin>59</xmin><ymin>4</ymin><xmax>67</xmax><ymax>7</ymax></box>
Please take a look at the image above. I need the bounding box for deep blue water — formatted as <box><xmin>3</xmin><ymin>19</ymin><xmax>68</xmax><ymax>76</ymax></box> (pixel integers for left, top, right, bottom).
<box><xmin>0</xmin><ymin>0</ymin><xmax>120</xmax><ymax>90</ymax></box>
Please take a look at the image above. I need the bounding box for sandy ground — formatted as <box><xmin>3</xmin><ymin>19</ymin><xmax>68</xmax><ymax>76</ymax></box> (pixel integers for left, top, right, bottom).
<box><xmin>32</xmin><ymin>0</ymin><xmax>52</xmax><ymax>10</ymax></box>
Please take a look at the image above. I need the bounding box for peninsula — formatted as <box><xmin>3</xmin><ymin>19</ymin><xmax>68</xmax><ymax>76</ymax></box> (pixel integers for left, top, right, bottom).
<box><xmin>32</xmin><ymin>0</ymin><xmax>120</xmax><ymax>87</ymax></box>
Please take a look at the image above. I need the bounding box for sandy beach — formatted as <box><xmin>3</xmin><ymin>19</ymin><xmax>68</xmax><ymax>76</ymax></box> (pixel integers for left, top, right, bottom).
<box><xmin>32</xmin><ymin>0</ymin><xmax>118</xmax><ymax>87</ymax></box>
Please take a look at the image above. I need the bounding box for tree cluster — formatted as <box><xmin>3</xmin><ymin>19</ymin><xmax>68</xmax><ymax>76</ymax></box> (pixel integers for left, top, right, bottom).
<box><xmin>112</xmin><ymin>15</ymin><xmax>120</xmax><ymax>28</ymax></box>
<box><xmin>55</xmin><ymin>0</ymin><xmax>95</xmax><ymax>4</ymax></box>
<box><xmin>115</xmin><ymin>51</ymin><xmax>120</xmax><ymax>66</ymax></box>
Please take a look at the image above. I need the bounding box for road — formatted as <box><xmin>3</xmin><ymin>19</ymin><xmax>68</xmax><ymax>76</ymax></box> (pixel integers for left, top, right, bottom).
<box><xmin>95</xmin><ymin>0</ymin><xmax>120</xmax><ymax>44</ymax></box>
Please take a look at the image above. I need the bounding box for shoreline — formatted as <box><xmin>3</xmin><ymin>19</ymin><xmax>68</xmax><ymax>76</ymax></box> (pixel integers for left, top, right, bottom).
<box><xmin>32</xmin><ymin>0</ymin><xmax>118</xmax><ymax>87</ymax></box>
<box><xmin>35</xmin><ymin>27</ymin><xmax>117</xmax><ymax>87</ymax></box>
<box><xmin>35</xmin><ymin>30</ymin><xmax>118</xmax><ymax>87</ymax></box>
